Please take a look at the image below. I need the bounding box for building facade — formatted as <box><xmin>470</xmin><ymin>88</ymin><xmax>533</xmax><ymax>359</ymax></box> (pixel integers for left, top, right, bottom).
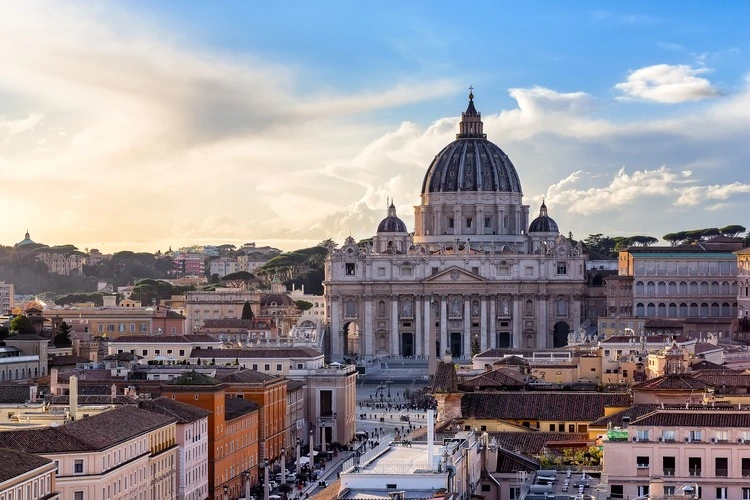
<box><xmin>0</xmin><ymin>281</ymin><xmax>14</xmax><ymax>314</ymax></box>
<box><xmin>185</xmin><ymin>290</ymin><xmax>260</xmax><ymax>332</ymax></box>
<box><xmin>0</xmin><ymin>449</ymin><xmax>59</xmax><ymax>500</ymax></box>
<box><xmin>325</xmin><ymin>93</ymin><xmax>587</xmax><ymax>369</ymax></box>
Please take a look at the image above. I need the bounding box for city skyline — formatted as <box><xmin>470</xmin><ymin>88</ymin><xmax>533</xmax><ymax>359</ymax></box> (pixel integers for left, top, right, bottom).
<box><xmin>1</xmin><ymin>2</ymin><xmax>750</xmax><ymax>253</ymax></box>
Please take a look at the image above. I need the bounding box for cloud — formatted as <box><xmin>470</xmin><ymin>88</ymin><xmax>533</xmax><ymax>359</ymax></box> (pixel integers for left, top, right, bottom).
<box><xmin>615</xmin><ymin>64</ymin><xmax>721</xmax><ymax>103</ymax></box>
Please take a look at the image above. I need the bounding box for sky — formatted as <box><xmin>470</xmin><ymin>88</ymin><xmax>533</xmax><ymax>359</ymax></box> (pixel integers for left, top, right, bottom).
<box><xmin>1</xmin><ymin>1</ymin><xmax>749</xmax><ymax>253</ymax></box>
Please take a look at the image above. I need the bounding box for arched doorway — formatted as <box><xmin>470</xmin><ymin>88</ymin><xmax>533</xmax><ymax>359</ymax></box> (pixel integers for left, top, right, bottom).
<box><xmin>553</xmin><ymin>321</ymin><xmax>570</xmax><ymax>348</ymax></box>
<box><xmin>401</xmin><ymin>332</ymin><xmax>414</xmax><ymax>357</ymax></box>
<box><xmin>342</xmin><ymin>322</ymin><xmax>360</xmax><ymax>356</ymax></box>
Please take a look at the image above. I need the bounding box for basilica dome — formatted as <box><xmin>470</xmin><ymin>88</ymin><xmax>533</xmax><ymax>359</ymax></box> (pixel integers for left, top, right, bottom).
<box><xmin>421</xmin><ymin>92</ymin><xmax>522</xmax><ymax>195</ymax></box>
<box><xmin>528</xmin><ymin>201</ymin><xmax>559</xmax><ymax>233</ymax></box>
<box><xmin>377</xmin><ymin>201</ymin><xmax>407</xmax><ymax>233</ymax></box>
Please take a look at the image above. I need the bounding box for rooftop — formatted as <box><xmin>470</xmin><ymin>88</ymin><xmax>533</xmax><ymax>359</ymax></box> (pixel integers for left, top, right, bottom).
<box><xmin>217</xmin><ymin>369</ymin><xmax>281</xmax><ymax>385</ymax></box>
<box><xmin>461</xmin><ymin>392</ymin><xmax>631</xmax><ymax>421</ymax></box>
<box><xmin>0</xmin><ymin>448</ymin><xmax>53</xmax><ymax>483</ymax></box>
<box><xmin>0</xmin><ymin>406</ymin><xmax>175</xmax><ymax>453</ymax></box>
<box><xmin>224</xmin><ymin>396</ymin><xmax>259</xmax><ymax>420</ymax></box>
<box><xmin>110</xmin><ymin>334</ymin><xmax>219</xmax><ymax>343</ymax></box>
<box><xmin>190</xmin><ymin>347</ymin><xmax>323</xmax><ymax>359</ymax></box>
<box><xmin>138</xmin><ymin>397</ymin><xmax>212</xmax><ymax>423</ymax></box>
<box><xmin>632</xmin><ymin>409</ymin><xmax>750</xmax><ymax>428</ymax></box>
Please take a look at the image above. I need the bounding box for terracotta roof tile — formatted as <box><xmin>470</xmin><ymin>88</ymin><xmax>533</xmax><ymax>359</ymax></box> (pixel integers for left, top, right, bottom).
<box><xmin>632</xmin><ymin>409</ymin><xmax>750</xmax><ymax>428</ymax></box>
<box><xmin>489</xmin><ymin>431</ymin><xmax>591</xmax><ymax>456</ymax></box>
<box><xmin>461</xmin><ymin>392</ymin><xmax>631</xmax><ymax>421</ymax></box>
<box><xmin>139</xmin><ymin>397</ymin><xmax>212</xmax><ymax>423</ymax></box>
<box><xmin>432</xmin><ymin>361</ymin><xmax>458</xmax><ymax>393</ymax></box>
<box><xmin>0</xmin><ymin>448</ymin><xmax>53</xmax><ymax>482</ymax></box>
<box><xmin>191</xmin><ymin>347</ymin><xmax>323</xmax><ymax>359</ymax></box>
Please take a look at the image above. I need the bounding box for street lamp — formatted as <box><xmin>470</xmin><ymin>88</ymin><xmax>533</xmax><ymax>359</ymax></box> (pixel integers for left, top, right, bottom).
<box><xmin>242</xmin><ymin>471</ymin><xmax>250</xmax><ymax>500</ymax></box>
<box><xmin>296</xmin><ymin>438</ymin><xmax>303</xmax><ymax>475</ymax></box>
<box><xmin>319</xmin><ymin>420</ymin><xmax>327</xmax><ymax>454</ymax></box>
<box><xmin>223</xmin><ymin>484</ymin><xmax>228</xmax><ymax>500</ymax></box>
<box><xmin>280</xmin><ymin>448</ymin><xmax>287</xmax><ymax>486</ymax></box>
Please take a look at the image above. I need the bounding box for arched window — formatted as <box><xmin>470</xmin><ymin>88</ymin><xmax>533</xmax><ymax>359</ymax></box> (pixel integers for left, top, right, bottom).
<box><xmin>689</xmin><ymin>303</ymin><xmax>699</xmax><ymax>317</ymax></box>
<box><xmin>646</xmin><ymin>303</ymin><xmax>656</xmax><ymax>316</ymax></box>
<box><xmin>711</xmin><ymin>303</ymin><xmax>720</xmax><ymax>316</ymax></box>
<box><xmin>700</xmin><ymin>303</ymin><xmax>709</xmax><ymax>316</ymax></box>
<box><xmin>668</xmin><ymin>281</ymin><xmax>677</xmax><ymax>295</ymax></box>
<box><xmin>732</xmin><ymin>302</ymin><xmax>738</xmax><ymax>316</ymax></box>
<box><xmin>635</xmin><ymin>281</ymin><xmax>645</xmax><ymax>295</ymax></box>
<box><xmin>657</xmin><ymin>303</ymin><xmax>667</xmax><ymax>317</ymax></box>
<box><xmin>721</xmin><ymin>281</ymin><xmax>731</xmax><ymax>295</ymax></box>
<box><xmin>679</xmin><ymin>281</ymin><xmax>688</xmax><ymax>295</ymax></box>
<box><xmin>525</xmin><ymin>299</ymin><xmax>534</xmax><ymax>316</ymax></box>
<box><xmin>377</xmin><ymin>301</ymin><xmax>385</xmax><ymax>317</ymax></box>
<box><xmin>689</xmin><ymin>281</ymin><xmax>698</xmax><ymax>294</ymax></box>
<box><xmin>679</xmin><ymin>303</ymin><xmax>688</xmax><ymax>317</ymax></box>
<box><xmin>636</xmin><ymin>303</ymin><xmax>645</xmax><ymax>316</ymax></box>
<box><xmin>700</xmin><ymin>281</ymin><xmax>709</xmax><ymax>295</ymax></box>
<box><xmin>557</xmin><ymin>298</ymin><xmax>568</xmax><ymax>317</ymax></box>
<box><xmin>721</xmin><ymin>302</ymin><xmax>731</xmax><ymax>317</ymax></box>
<box><xmin>668</xmin><ymin>303</ymin><xmax>677</xmax><ymax>317</ymax></box>
<box><xmin>657</xmin><ymin>281</ymin><xmax>666</xmax><ymax>295</ymax></box>
<box><xmin>646</xmin><ymin>281</ymin><xmax>655</xmax><ymax>296</ymax></box>
<box><xmin>711</xmin><ymin>281</ymin><xmax>720</xmax><ymax>295</ymax></box>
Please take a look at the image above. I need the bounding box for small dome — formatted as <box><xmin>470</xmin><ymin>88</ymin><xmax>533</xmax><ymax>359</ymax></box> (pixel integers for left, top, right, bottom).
<box><xmin>528</xmin><ymin>201</ymin><xmax>559</xmax><ymax>233</ymax></box>
<box><xmin>376</xmin><ymin>201</ymin><xmax>407</xmax><ymax>233</ymax></box>
<box><xmin>260</xmin><ymin>293</ymin><xmax>295</xmax><ymax>307</ymax></box>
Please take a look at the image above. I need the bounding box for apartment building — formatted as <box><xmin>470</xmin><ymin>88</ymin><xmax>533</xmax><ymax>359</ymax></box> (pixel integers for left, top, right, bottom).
<box><xmin>139</xmin><ymin>398</ymin><xmax>211</xmax><ymax>500</ymax></box>
<box><xmin>0</xmin><ymin>405</ymin><xmax>179</xmax><ymax>499</ymax></box>
<box><xmin>49</xmin><ymin>304</ymin><xmax>186</xmax><ymax>338</ymax></box>
<box><xmin>0</xmin><ymin>449</ymin><xmax>59</xmax><ymax>500</ymax></box>
<box><xmin>162</xmin><ymin>371</ymin><xmax>260</xmax><ymax>500</ymax></box>
<box><xmin>0</xmin><ymin>281</ymin><xmax>14</xmax><ymax>314</ymax></box>
<box><xmin>604</xmin><ymin>407</ymin><xmax>750</xmax><ymax>499</ymax></box>
<box><xmin>185</xmin><ymin>289</ymin><xmax>260</xmax><ymax>332</ymax></box>
<box><xmin>108</xmin><ymin>334</ymin><xmax>222</xmax><ymax>363</ymax></box>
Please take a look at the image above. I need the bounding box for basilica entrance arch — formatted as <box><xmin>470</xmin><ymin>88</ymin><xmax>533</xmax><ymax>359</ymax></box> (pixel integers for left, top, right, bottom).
<box><xmin>450</xmin><ymin>332</ymin><xmax>462</xmax><ymax>358</ymax></box>
<box><xmin>342</xmin><ymin>322</ymin><xmax>360</xmax><ymax>356</ymax></box>
<box><xmin>553</xmin><ymin>321</ymin><xmax>570</xmax><ymax>348</ymax></box>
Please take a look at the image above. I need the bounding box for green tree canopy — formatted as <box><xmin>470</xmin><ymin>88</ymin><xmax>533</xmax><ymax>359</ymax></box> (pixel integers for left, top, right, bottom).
<box><xmin>222</xmin><ymin>271</ymin><xmax>256</xmax><ymax>289</ymax></box>
<box><xmin>10</xmin><ymin>315</ymin><xmax>36</xmax><ymax>335</ymax></box>
<box><xmin>54</xmin><ymin>320</ymin><xmax>73</xmax><ymax>347</ymax></box>
<box><xmin>295</xmin><ymin>300</ymin><xmax>314</xmax><ymax>312</ymax></box>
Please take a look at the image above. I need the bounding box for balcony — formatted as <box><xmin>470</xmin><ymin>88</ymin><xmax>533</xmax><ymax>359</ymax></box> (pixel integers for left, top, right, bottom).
<box><xmin>715</xmin><ymin>468</ymin><xmax>728</xmax><ymax>477</ymax></box>
<box><xmin>636</xmin><ymin>466</ymin><xmax>650</xmax><ymax>477</ymax></box>
<box><xmin>662</xmin><ymin>468</ymin><xmax>675</xmax><ymax>476</ymax></box>
<box><xmin>742</xmin><ymin>469</ymin><xmax>750</xmax><ymax>477</ymax></box>
<box><xmin>688</xmin><ymin>468</ymin><xmax>701</xmax><ymax>477</ymax></box>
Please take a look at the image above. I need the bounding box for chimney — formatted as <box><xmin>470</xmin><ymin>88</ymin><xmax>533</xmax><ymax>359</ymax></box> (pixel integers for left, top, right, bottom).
<box><xmin>427</xmin><ymin>409</ymin><xmax>435</xmax><ymax>471</ymax></box>
<box><xmin>69</xmin><ymin>375</ymin><xmax>78</xmax><ymax>421</ymax></box>
<box><xmin>622</xmin><ymin>416</ymin><xmax>630</xmax><ymax>428</ymax></box>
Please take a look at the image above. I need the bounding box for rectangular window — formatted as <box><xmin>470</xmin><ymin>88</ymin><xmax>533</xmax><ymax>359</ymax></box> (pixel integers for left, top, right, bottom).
<box><xmin>664</xmin><ymin>486</ymin><xmax>675</xmax><ymax>496</ymax></box>
<box><xmin>484</xmin><ymin>216</ymin><xmax>491</xmax><ymax>228</ymax></box>
<box><xmin>377</xmin><ymin>267</ymin><xmax>386</xmax><ymax>277</ymax></box>
<box><xmin>74</xmin><ymin>492</ymin><xmax>84</xmax><ymax>500</ymax></box>
<box><xmin>264</xmin><ymin>364</ymin><xmax>270</xmax><ymax>371</ymax></box>
<box><xmin>557</xmin><ymin>262</ymin><xmax>567</xmax><ymax>275</ymax></box>
<box><xmin>129</xmin><ymin>323</ymin><xmax>135</xmax><ymax>332</ymax></box>
<box><xmin>297</xmin><ymin>363</ymin><xmax>303</xmax><ymax>369</ymax></box>
<box><xmin>636</xmin><ymin>456</ymin><xmax>650</xmax><ymax>468</ymax></box>
<box><xmin>636</xmin><ymin>429</ymin><xmax>649</xmax><ymax>441</ymax></box>
<box><xmin>637</xmin><ymin>486</ymin><xmax>649</xmax><ymax>497</ymax></box>
<box><xmin>276</xmin><ymin>364</ymin><xmax>282</xmax><ymax>371</ymax></box>
<box><xmin>663</xmin><ymin>456</ymin><xmax>675</xmax><ymax>476</ymax></box>
<box><xmin>108</xmin><ymin>324</ymin><xmax>115</xmax><ymax>332</ymax></box>
<box><xmin>610</xmin><ymin>485</ymin><xmax>624</xmax><ymax>499</ymax></box>
<box><xmin>716</xmin><ymin>487</ymin><xmax>728</xmax><ymax>499</ymax></box>
<box><xmin>661</xmin><ymin>430</ymin><xmax>675</xmax><ymax>442</ymax></box>
<box><xmin>431</xmin><ymin>267</ymin><xmax>439</xmax><ymax>276</ymax></box>
<box><xmin>345</xmin><ymin>263</ymin><xmax>356</xmax><ymax>275</ymax></box>
<box><xmin>689</xmin><ymin>430</ymin><xmax>702</xmax><ymax>442</ymax></box>
<box><xmin>320</xmin><ymin>390</ymin><xmax>333</xmax><ymax>417</ymax></box>
<box><xmin>252</xmin><ymin>364</ymin><xmax>258</xmax><ymax>370</ymax></box>
<box><xmin>74</xmin><ymin>459</ymin><xmax>84</xmax><ymax>474</ymax></box>
<box><xmin>179</xmin><ymin>350</ymin><xmax>185</xmax><ymax>356</ymax></box>
<box><xmin>448</xmin><ymin>218</ymin><xmax>454</xmax><ymax>229</ymax></box>
<box><xmin>471</xmin><ymin>267</ymin><xmax>479</xmax><ymax>275</ymax></box>
<box><xmin>524</xmin><ymin>266</ymin><xmax>533</xmax><ymax>277</ymax></box>
<box><xmin>466</xmin><ymin>217</ymin><xmax>473</xmax><ymax>228</ymax></box>
<box><xmin>688</xmin><ymin>457</ymin><xmax>701</xmax><ymax>476</ymax></box>
<box><xmin>742</xmin><ymin>487</ymin><xmax>750</xmax><ymax>500</ymax></box>
<box><xmin>98</xmin><ymin>324</ymin><xmax>104</xmax><ymax>333</ymax></box>
<box><xmin>509</xmin><ymin>487</ymin><xmax>520</xmax><ymax>500</ymax></box>
<box><xmin>716</xmin><ymin>457</ymin><xmax>728</xmax><ymax>477</ymax></box>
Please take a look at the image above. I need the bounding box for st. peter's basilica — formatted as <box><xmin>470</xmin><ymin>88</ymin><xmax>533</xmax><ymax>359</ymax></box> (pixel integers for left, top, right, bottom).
<box><xmin>324</xmin><ymin>91</ymin><xmax>587</xmax><ymax>368</ymax></box>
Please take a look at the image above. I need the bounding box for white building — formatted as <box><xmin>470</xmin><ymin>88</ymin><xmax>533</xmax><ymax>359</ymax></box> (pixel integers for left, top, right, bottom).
<box><xmin>0</xmin><ymin>281</ymin><xmax>14</xmax><ymax>314</ymax></box>
<box><xmin>139</xmin><ymin>398</ymin><xmax>210</xmax><ymax>500</ymax></box>
<box><xmin>325</xmin><ymin>92</ymin><xmax>587</xmax><ymax>371</ymax></box>
<box><xmin>108</xmin><ymin>334</ymin><xmax>222</xmax><ymax>363</ymax></box>
<box><xmin>208</xmin><ymin>257</ymin><xmax>239</xmax><ymax>278</ymax></box>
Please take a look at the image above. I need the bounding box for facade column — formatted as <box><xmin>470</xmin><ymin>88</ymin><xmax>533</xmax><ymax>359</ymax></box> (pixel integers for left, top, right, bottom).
<box><xmin>512</xmin><ymin>297</ymin><xmax>522</xmax><ymax>349</ymax></box>
<box><xmin>440</xmin><ymin>296</ymin><xmax>448</xmax><ymax>357</ymax></box>
<box><xmin>489</xmin><ymin>296</ymin><xmax>496</xmax><ymax>349</ymax></box>
<box><xmin>364</xmin><ymin>297</ymin><xmax>374</xmax><ymax>359</ymax></box>
<box><xmin>421</xmin><ymin>209</ymin><xmax>427</xmax><ymax>236</ymax></box>
<box><xmin>455</xmin><ymin>208</ymin><xmax>462</xmax><ymax>235</ymax></box>
<box><xmin>426</xmin><ymin>297</ymin><xmax>436</xmax><ymax>372</ymax></box>
<box><xmin>391</xmin><ymin>297</ymin><xmax>399</xmax><ymax>356</ymax></box>
<box><xmin>572</xmin><ymin>294</ymin><xmax>582</xmax><ymax>333</ymax></box>
<box><xmin>435</xmin><ymin>208</ymin><xmax>442</xmax><ymax>236</ymax></box>
<box><xmin>415</xmin><ymin>295</ymin><xmax>422</xmax><ymax>358</ymax></box>
<box><xmin>498</xmin><ymin>208</ymin><xmax>504</xmax><ymax>235</ymax></box>
<box><xmin>463</xmin><ymin>297</ymin><xmax>471</xmax><ymax>359</ymax></box>
<box><xmin>515</xmin><ymin>207</ymin><xmax>521</xmax><ymax>235</ymax></box>
<box><xmin>477</xmin><ymin>208</ymin><xmax>484</xmax><ymax>235</ymax></box>
<box><xmin>538</xmin><ymin>294</ymin><xmax>548</xmax><ymax>349</ymax></box>
<box><xmin>330</xmin><ymin>297</ymin><xmax>341</xmax><ymax>358</ymax></box>
<box><xmin>480</xmin><ymin>296</ymin><xmax>488</xmax><ymax>353</ymax></box>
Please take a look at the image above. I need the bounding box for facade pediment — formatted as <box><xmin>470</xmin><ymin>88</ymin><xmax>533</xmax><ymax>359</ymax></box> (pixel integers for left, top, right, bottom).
<box><xmin>423</xmin><ymin>266</ymin><xmax>487</xmax><ymax>283</ymax></box>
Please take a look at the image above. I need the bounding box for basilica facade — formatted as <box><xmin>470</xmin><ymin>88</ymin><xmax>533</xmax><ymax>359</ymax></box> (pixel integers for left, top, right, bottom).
<box><xmin>324</xmin><ymin>92</ymin><xmax>587</xmax><ymax>367</ymax></box>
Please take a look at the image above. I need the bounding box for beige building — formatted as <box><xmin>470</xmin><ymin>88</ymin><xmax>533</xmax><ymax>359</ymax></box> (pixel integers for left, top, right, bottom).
<box><xmin>108</xmin><ymin>334</ymin><xmax>222</xmax><ymax>363</ymax></box>
<box><xmin>325</xmin><ymin>93</ymin><xmax>587</xmax><ymax>370</ymax></box>
<box><xmin>185</xmin><ymin>289</ymin><xmax>260</xmax><ymax>332</ymax></box>
<box><xmin>48</xmin><ymin>304</ymin><xmax>186</xmax><ymax>338</ymax></box>
<box><xmin>0</xmin><ymin>405</ymin><xmax>179</xmax><ymax>500</ymax></box>
<box><xmin>0</xmin><ymin>449</ymin><xmax>59</xmax><ymax>500</ymax></box>
<box><xmin>604</xmin><ymin>407</ymin><xmax>750</xmax><ymax>499</ymax></box>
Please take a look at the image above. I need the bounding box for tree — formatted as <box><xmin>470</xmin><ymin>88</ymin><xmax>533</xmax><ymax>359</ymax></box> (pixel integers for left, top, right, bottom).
<box><xmin>10</xmin><ymin>315</ymin><xmax>36</xmax><ymax>335</ymax></box>
<box><xmin>720</xmin><ymin>224</ymin><xmax>746</xmax><ymax>237</ymax></box>
<box><xmin>295</xmin><ymin>300</ymin><xmax>313</xmax><ymax>312</ymax></box>
<box><xmin>241</xmin><ymin>301</ymin><xmax>254</xmax><ymax>320</ymax></box>
<box><xmin>222</xmin><ymin>271</ymin><xmax>256</xmax><ymax>289</ymax></box>
<box><xmin>54</xmin><ymin>320</ymin><xmax>73</xmax><ymax>347</ymax></box>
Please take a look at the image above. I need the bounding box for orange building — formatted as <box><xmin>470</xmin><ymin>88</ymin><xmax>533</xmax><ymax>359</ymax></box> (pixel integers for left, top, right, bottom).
<box><xmin>162</xmin><ymin>371</ymin><xmax>260</xmax><ymax>500</ymax></box>
<box><xmin>219</xmin><ymin>369</ymin><xmax>288</xmax><ymax>464</ymax></box>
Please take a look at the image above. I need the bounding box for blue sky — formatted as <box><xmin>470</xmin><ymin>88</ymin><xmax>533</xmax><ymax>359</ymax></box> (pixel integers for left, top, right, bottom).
<box><xmin>0</xmin><ymin>1</ymin><xmax>749</xmax><ymax>251</ymax></box>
